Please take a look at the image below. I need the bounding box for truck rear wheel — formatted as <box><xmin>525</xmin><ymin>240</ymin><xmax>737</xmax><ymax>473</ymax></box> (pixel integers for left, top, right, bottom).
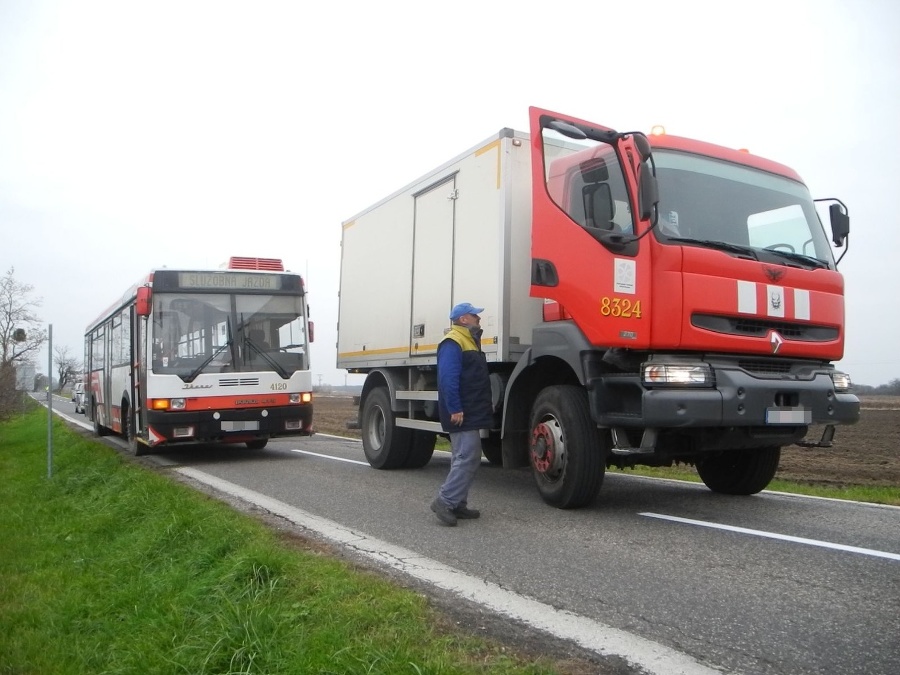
<box><xmin>696</xmin><ymin>446</ymin><xmax>781</xmax><ymax>495</ymax></box>
<box><xmin>529</xmin><ymin>385</ymin><xmax>605</xmax><ymax>509</ymax></box>
<box><xmin>481</xmin><ymin>434</ymin><xmax>503</xmax><ymax>466</ymax></box>
<box><xmin>361</xmin><ymin>387</ymin><xmax>411</xmax><ymax>469</ymax></box>
<box><xmin>404</xmin><ymin>431</ymin><xmax>436</xmax><ymax>468</ymax></box>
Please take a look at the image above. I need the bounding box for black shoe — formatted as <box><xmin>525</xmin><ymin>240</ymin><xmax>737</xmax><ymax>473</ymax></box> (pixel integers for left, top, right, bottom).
<box><xmin>453</xmin><ymin>505</ymin><xmax>480</xmax><ymax>519</ymax></box>
<box><xmin>430</xmin><ymin>499</ymin><xmax>457</xmax><ymax>526</ymax></box>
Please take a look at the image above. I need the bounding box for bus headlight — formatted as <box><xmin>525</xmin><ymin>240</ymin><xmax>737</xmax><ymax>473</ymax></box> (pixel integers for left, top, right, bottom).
<box><xmin>831</xmin><ymin>371</ymin><xmax>852</xmax><ymax>392</ymax></box>
<box><xmin>642</xmin><ymin>363</ymin><xmax>713</xmax><ymax>387</ymax></box>
<box><xmin>290</xmin><ymin>392</ymin><xmax>312</xmax><ymax>404</ymax></box>
<box><xmin>170</xmin><ymin>398</ymin><xmax>186</xmax><ymax>410</ymax></box>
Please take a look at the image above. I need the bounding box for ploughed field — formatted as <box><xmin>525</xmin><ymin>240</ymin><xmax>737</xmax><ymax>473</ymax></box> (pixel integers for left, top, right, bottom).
<box><xmin>312</xmin><ymin>394</ymin><xmax>900</xmax><ymax>489</ymax></box>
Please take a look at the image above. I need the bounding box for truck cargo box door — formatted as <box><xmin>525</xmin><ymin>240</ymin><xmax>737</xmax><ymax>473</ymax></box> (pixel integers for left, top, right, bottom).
<box><xmin>410</xmin><ymin>176</ymin><xmax>456</xmax><ymax>356</ymax></box>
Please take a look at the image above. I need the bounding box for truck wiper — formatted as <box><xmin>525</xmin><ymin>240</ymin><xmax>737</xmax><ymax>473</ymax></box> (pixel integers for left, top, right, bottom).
<box><xmin>666</xmin><ymin>237</ymin><xmax>759</xmax><ymax>260</ymax></box>
<box><xmin>760</xmin><ymin>248</ymin><xmax>830</xmax><ymax>270</ymax></box>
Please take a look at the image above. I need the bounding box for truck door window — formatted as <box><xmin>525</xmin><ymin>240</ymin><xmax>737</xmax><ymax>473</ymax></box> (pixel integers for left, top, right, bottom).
<box><xmin>542</xmin><ymin>130</ymin><xmax>633</xmax><ymax>235</ymax></box>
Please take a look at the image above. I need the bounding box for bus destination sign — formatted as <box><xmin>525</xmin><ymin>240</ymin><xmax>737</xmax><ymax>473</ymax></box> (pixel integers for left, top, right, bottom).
<box><xmin>177</xmin><ymin>272</ymin><xmax>282</xmax><ymax>291</ymax></box>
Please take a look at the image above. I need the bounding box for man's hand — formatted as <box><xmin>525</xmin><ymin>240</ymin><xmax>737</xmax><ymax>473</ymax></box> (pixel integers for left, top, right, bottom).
<box><xmin>450</xmin><ymin>412</ymin><xmax>464</xmax><ymax>426</ymax></box>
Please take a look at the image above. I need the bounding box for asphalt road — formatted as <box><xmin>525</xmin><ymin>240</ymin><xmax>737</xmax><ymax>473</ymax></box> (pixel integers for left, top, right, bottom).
<box><xmin>50</xmin><ymin>397</ymin><xmax>900</xmax><ymax>675</ymax></box>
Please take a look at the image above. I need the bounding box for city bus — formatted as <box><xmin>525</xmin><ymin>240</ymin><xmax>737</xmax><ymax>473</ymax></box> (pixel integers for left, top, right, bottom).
<box><xmin>84</xmin><ymin>256</ymin><xmax>314</xmax><ymax>455</ymax></box>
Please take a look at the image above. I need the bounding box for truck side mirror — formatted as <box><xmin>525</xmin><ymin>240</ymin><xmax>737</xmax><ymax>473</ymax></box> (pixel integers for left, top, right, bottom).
<box><xmin>829</xmin><ymin>203</ymin><xmax>849</xmax><ymax>247</ymax></box>
<box><xmin>639</xmin><ymin>161</ymin><xmax>659</xmax><ymax>221</ymax></box>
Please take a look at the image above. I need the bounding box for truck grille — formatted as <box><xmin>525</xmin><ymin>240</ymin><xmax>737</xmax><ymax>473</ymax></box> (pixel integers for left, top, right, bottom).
<box><xmin>692</xmin><ymin>314</ymin><xmax>838</xmax><ymax>342</ymax></box>
<box><xmin>737</xmin><ymin>360</ymin><xmax>794</xmax><ymax>377</ymax></box>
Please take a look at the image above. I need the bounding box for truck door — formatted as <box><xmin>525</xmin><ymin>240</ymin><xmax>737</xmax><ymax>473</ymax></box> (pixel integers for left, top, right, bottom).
<box><xmin>410</xmin><ymin>175</ymin><xmax>456</xmax><ymax>356</ymax></box>
<box><xmin>528</xmin><ymin>106</ymin><xmax>653</xmax><ymax>350</ymax></box>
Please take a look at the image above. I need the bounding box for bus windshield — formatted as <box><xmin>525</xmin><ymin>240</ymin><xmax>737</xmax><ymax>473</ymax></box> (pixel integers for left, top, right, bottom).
<box><xmin>652</xmin><ymin>150</ymin><xmax>835</xmax><ymax>268</ymax></box>
<box><xmin>151</xmin><ymin>292</ymin><xmax>308</xmax><ymax>379</ymax></box>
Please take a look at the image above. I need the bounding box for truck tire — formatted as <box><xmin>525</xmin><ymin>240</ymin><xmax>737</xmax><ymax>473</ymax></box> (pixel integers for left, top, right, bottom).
<box><xmin>696</xmin><ymin>446</ymin><xmax>781</xmax><ymax>495</ymax></box>
<box><xmin>529</xmin><ymin>385</ymin><xmax>605</xmax><ymax>509</ymax></box>
<box><xmin>404</xmin><ymin>431</ymin><xmax>436</xmax><ymax>468</ymax></box>
<box><xmin>245</xmin><ymin>439</ymin><xmax>269</xmax><ymax>450</ymax></box>
<box><xmin>481</xmin><ymin>434</ymin><xmax>503</xmax><ymax>466</ymax></box>
<box><xmin>361</xmin><ymin>387</ymin><xmax>411</xmax><ymax>469</ymax></box>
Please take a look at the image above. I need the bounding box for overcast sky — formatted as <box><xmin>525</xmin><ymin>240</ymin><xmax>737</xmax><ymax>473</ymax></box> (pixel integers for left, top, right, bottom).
<box><xmin>1</xmin><ymin>0</ymin><xmax>898</xmax><ymax>387</ymax></box>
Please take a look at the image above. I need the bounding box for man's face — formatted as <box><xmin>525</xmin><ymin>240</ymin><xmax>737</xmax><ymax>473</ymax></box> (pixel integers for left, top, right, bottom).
<box><xmin>462</xmin><ymin>313</ymin><xmax>481</xmax><ymax>328</ymax></box>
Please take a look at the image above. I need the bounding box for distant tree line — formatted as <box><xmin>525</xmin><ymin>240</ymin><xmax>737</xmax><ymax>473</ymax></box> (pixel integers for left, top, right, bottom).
<box><xmin>854</xmin><ymin>379</ymin><xmax>900</xmax><ymax>396</ymax></box>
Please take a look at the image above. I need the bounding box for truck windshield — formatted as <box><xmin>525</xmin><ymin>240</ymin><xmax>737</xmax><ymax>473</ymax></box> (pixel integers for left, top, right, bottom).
<box><xmin>151</xmin><ymin>292</ymin><xmax>308</xmax><ymax>379</ymax></box>
<box><xmin>652</xmin><ymin>151</ymin><xmax>835</xmax><ymax>268</ymax></box>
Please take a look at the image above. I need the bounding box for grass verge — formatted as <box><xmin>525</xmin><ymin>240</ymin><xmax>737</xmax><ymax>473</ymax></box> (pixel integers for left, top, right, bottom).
<box><xmin>0</xmin><ymin>403</ymin><xmax>568</xmax><ymax>675</ymax></box>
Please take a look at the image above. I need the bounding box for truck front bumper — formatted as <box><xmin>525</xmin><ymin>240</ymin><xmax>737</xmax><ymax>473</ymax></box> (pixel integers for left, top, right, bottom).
<box><xmin>591</xmin><ymin>364</ymin><xmax>860</xmax><ymax>430</ymax></box>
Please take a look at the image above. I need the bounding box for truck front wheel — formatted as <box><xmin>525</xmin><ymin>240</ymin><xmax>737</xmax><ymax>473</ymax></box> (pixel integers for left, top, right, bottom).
<box><xmin>529</xmin><ymin>385</ymin><xmax>605</xmax><ymax>509</ymax></box>
<box><xmin>696</xmin><ymin>447</ymin><xmax>781</xmax><ymax>495</ymax></box>
<box><xmin>361</xmin><ymin>387</ymin><xmax>411</xmax><ymax>469</ymax></box>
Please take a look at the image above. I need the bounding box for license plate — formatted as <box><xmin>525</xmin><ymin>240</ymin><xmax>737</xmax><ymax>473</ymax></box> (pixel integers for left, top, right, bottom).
<box><xmin>766</xmin><ymin>408</ymin><xmax>811</xmax><ymax>425</ymax></box>
<box><xmin>221</xmin><ymin>421</ymin><xmax>259</xmax><ymax>431</ymax></box>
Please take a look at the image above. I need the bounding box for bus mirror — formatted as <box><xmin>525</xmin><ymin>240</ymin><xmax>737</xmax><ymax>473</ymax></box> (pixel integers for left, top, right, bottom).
<box><xmin>308</xmin><ymin>320</ymin><xmax>315</xmax><ymax>343</ymax></box>
<box><xmin>136</xmin><ymin>286</ymin><xmax>152</xmax><ymax>316</ymax></box>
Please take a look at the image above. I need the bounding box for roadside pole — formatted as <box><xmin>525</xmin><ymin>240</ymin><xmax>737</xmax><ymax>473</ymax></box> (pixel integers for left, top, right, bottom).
<box><xmin>47</xmin><ymin>324</ymin><xmax>53</xmax><ymax>478</ymax></box>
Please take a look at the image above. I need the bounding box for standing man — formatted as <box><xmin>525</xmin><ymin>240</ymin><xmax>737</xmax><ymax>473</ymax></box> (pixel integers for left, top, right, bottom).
<box><xmin>431</xmin><ymin>302</ymin><xmax>493</xmax><ymax>526</ymax></box>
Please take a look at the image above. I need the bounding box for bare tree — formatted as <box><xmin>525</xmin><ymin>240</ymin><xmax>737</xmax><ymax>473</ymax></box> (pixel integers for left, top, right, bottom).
<box><xmin>1</xmin><ymin>267</ymin><xmax>47</xmax><ymax>367</ymax></box>
<box><xmin>54</xmin><ymin>345</ymin><xmax>81</xmax><ymax>393</ymax></box>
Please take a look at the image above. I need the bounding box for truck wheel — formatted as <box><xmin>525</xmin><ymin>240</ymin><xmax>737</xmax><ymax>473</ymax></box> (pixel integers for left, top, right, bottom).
<box><xmin>361</xmin><ymin>387</ymin><xmax>410</xmax><ymax>469</ymax></box>
<box><xmin>404</xmin><ymin>431</ymin><xmax>436</xmax><ymax>468</ymax></box>
<box><xmin>481</xmin><ymin>434</ymin><xmax>503</xmax><ymax>466</ymax></box>
<box><xmin>246</xmin><ymin>439</ymin><xmax>269</xmax><ymax>450</ymax></box>
<box><xmin>696</xmin><ymin>446</ymin><xmax>781</xmax><ymax>495</ymax></box>
<box><xmin>529</xmin><ymin>385</ymin><xmax>605</xmax><ymax>509</ymax></box>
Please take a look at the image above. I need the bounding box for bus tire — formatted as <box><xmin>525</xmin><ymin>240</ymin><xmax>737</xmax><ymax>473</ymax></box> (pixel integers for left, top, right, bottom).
<box><xmin>123</xmin><ymin>401</ymin><xmax>147</xmax><ymax>456</ymax></box>
<box><xmin>246</xmin><ymin>439</ymin><xmax>269</xmax><ymax>450</ymax></box>
<box><xmin>696</xmin><ymin>446</ymin><xmax>781</xmax><ymax>495</ymax></box>
<box><xmin>92</xmin><ymin>401</ymin><xmax>110</xmax><ymax>437</ymax></box>
<box><xmin>529</xmin><ymin>385</ymin><xmax>605</xmax><ymax>509</ymax></box>
<box><xmin>361</xmin><ymin>387</ymin><xmax>410</xmax><ymax>469</ymax></box>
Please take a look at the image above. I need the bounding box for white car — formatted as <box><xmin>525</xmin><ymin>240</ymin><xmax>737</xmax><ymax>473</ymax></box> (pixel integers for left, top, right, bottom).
<box><xmin>73</xmin><ymin>382</ymin><xmax>86</xmax><ymax>414</ymax></box>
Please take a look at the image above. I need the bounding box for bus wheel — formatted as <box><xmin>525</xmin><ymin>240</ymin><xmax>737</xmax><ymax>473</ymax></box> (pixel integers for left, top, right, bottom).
<box><xmin>246</xmin><ymin>439</ymin><xmax>268</xmax><ymax>450</ymax></box>
<box><xmin>696</xmin><ymin>447</ymin><xmax>781</xmax><ymax>495</ymax></box>
<box><xmin>361</xmin><ymin>387</ymin><xmax>410</xmax><ymax>469</ymax></box>
<box><xmin>404</xmin><ymin>431</ymin><xmax>436</xmax><ymax>468</ymax></box>
<box><xmin>92</xmin><ymin>401</ymin><xmax>110</xmax><ymax>437</ymax></box>
<box><xmin>529</xmin><ymin>385</ymin><xmax>605</xmax><ymax>509</ymax></box>
<box><xmin>123</xmin><ymin>401</ymin><xmax>147</xmax><ymax>456</ymax></box>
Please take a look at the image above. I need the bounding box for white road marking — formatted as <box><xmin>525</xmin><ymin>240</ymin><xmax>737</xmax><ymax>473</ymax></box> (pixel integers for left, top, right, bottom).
<box><xmin>176</xmin><ymin>467</ymin><xmax>721</xmax><ymax>675</ymax></box>
<box><xmin>291</xmin><ymin>449</ymin><xmax>368</xmax><ymax>465</ymax></box>
<box><xmin>640</xmin><ymin>512</ymin><xmax>900</xmax><ymax>561</ymax></box>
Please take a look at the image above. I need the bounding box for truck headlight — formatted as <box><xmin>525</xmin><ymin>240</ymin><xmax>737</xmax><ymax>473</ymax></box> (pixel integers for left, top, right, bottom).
<box><xmin>642</xmin><ymin>363</ymin><xmax>713</xmax><ymax>387</ymax></box>
<box><xmin>831</xmin><ymin>371</ymin><xmax>852</xmax><ymax>392</ymax></box>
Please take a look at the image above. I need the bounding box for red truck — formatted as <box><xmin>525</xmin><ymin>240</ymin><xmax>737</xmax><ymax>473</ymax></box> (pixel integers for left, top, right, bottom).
<box><xmin>337</xmin><ymin>106</ymin><xmax>859</xmax><ymax>508</ymax></box>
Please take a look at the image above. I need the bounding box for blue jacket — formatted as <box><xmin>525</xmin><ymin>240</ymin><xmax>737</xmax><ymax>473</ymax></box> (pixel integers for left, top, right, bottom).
<box><xmin>437</xmin><ymin>325</ymin><xmax>493</xmax><ymax>433</ymax></box>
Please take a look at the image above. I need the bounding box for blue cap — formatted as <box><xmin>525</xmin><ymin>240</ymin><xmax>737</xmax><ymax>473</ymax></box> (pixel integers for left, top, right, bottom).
<box><xmin>449</xmin><ymin>302</ymin><xmax>484</xmax><ymax>320</ymax></box>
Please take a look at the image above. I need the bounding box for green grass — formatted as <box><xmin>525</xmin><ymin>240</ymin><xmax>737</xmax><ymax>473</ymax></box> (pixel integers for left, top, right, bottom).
<box><xmin>0</xmin><ymin>404</ymin><xmax>565</xmax><ymax>675</ymax></box>
<box><xmin>609</xmin><ymin>465</ymin><xmax>900</xmax><ymax>506</ymax></box>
